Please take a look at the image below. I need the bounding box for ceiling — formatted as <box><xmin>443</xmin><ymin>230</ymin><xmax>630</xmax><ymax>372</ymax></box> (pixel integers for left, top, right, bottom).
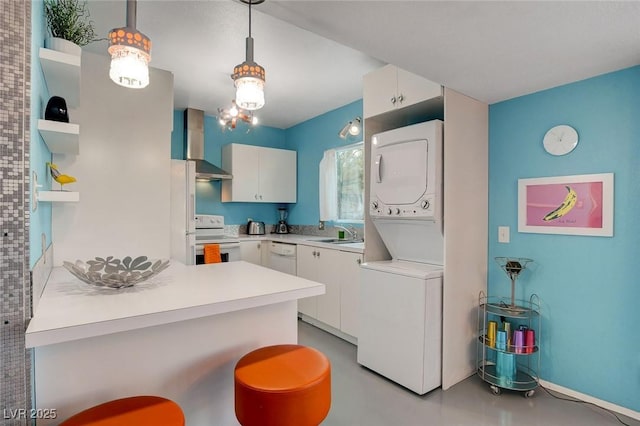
<box><xmin>84</xmin><ymin>1</ymin><xmax>640</xmax><ymax>129</ymax></box>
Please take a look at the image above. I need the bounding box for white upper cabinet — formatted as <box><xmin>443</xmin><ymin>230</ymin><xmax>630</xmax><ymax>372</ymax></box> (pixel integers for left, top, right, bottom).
<box><xmin>363</xmin><ymin>64</ymin><xmax>442</xmax><ymax>119</ymax></box>
<box><xmin>221</xmin><ymin>143</ymin><xmax>297</xmax><ymax>203</ymax></box>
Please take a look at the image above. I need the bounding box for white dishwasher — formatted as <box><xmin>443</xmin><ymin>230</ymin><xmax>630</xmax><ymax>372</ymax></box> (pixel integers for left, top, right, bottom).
<box><xmin>269</xmin><ymin>242</ymin><xmax>297</xmax><ymax>275</ymax></box>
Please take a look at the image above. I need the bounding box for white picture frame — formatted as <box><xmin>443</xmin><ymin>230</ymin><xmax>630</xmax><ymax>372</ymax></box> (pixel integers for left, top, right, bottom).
<box><xmin>518</xmin><ymin>173</ymin><xmax>614</xmax><ymax>237</ymax></box>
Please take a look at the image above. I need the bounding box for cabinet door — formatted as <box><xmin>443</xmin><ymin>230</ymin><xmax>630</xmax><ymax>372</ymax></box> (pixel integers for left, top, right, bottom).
<box><xmin>363</xmin><ymin>64</ymin><xmax>398</xmax><ymax>119</ymax></box>
<box><xmin>396</xmin><ymin>67</ymin><xmax>442</xmax><ymax>110</ymax></box>
<box><xmin>259</xmin><ymin>147</ymin><xmax>297</xmax><ymax>203</ymax></box>
<box><xmin>315</xmin><ymin>248</ymin><xmax>342</xmax><ymax>330</ymax></box>
<box><xmin>296</xmin><ymin>245</ymin><xmax>318</xmax><ymax>318</ymax></box>
<box><xmin>239</xmin><ymin>241</ymin><xmax>262</xmax><ymax>265</ymax></box>
<box><xmin>339</xmin><ymin>251</ymin><xmax>363</xmax><ymax>338</ymax></box>
<box><xmin>221</xmin><ymin>144</ymin><xmax>260</xmax><ymax>202</ymax></box>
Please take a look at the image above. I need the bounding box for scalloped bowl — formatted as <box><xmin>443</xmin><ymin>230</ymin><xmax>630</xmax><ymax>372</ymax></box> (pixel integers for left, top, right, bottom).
<box><xmin>63</xmin><ymin>256</ymin><xmax>170</xmax><ymax>289</ymax></box>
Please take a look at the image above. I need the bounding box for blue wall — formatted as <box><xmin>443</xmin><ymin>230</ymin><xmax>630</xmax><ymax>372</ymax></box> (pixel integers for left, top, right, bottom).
<box><xmin>285</xmin><ymin>99</ymin><xmax>364</xmax><ymax>226</ymax></box>
<box><xmin>489</xmin><ymin>66</ymin><xmax>640</xmax><ymax>411</ymax></box>
<box><xmin>171</xmin><ymin>100</ymin><xmax>364</xmax><ymax>226</ymax></box>
<box><xmin>29</xmin><ymin>0</ymin><xmax>52</xmax><ymax>268</ymax></box>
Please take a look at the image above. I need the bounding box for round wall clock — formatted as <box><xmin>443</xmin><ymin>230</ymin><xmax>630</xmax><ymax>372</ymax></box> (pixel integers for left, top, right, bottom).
<box><xmin>542</xmin><ymin>125</ymin><xmax>579</xmax><ymax>156</ymax></box>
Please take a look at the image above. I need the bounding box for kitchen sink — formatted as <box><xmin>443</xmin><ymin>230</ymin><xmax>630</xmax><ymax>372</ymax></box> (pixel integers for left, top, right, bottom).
<box><xmin>309</xmin><ymin>238</ymin><xmax>364</xmax><ymax>244</ymax></box>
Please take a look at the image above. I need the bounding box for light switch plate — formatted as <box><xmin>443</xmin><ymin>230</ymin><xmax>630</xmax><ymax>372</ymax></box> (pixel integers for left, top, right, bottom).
<box><xmin>498</xmin><ymin>226</ymin><xmax>510</xmax><ymax>243</ymax></box>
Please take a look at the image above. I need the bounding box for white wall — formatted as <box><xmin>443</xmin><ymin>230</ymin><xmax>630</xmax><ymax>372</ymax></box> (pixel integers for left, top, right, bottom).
<box><xmin>52</xmin><ymin>52</ymin><xmax>173</xmax><ymax>265</ymax></box>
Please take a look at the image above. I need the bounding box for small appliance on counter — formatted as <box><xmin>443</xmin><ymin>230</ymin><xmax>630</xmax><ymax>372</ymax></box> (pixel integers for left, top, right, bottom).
<box><xmin>275</xmin><ymin>208</ymin><xmax>289</xmax><ymax>234</ymax></box>
<box><xmin>247</xmin><ymin>219</ymin><xmax>265</xmax><ymax>235</ymax></box>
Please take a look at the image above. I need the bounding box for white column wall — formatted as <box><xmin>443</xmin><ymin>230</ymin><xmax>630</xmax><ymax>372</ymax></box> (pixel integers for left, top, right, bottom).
<box><xmin>52</xmin><ymin>52</ymin><xmax>173</xmax><ymax>265</ymax></box>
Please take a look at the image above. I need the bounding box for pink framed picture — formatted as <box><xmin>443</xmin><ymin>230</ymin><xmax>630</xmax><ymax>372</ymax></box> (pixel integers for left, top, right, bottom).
<box><xmin>518</xmin><ymin>173</ymin><xmax>614</xmax><ymax>236</ymax></box>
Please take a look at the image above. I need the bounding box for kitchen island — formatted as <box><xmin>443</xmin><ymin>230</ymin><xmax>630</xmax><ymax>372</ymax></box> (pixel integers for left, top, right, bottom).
<box><xmin>26</xmin><ymin>261</ymin><xmax>324</xmax><ymax>425</ymax></box>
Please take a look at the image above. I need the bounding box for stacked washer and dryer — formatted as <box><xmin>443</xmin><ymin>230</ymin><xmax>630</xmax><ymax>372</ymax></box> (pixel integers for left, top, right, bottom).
<box><xmin>358</xmin><ymin>120</ymin><xmax>444</xmax><ymax>395</ymax></box>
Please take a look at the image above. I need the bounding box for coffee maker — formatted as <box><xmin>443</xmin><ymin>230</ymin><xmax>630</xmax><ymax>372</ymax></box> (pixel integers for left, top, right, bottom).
<box><xmin>275</xmin><ymin>208</ymin><xmax>289</xmax><ymax>234</ymax></box>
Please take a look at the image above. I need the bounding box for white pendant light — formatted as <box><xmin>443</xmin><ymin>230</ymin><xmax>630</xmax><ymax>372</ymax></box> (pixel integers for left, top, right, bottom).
<box><xmin>231</xmin><ymin>0</ymin><xmax>266</xmax><ymax>111</ymax></box>
<box><xmin>108</xmin><ymin>0</ymin><xmax>151</xmax><ymax>89</ymax></box>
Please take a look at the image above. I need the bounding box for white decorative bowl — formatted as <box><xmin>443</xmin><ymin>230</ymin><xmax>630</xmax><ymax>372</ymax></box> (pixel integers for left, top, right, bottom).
<box><xmin>63</xmin><ymin>256</ymin><xmax>170</xmax><ymax>289</ymax></box>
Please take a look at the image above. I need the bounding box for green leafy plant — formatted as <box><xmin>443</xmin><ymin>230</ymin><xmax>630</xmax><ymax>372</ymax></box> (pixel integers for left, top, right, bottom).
<box><xmin>44</xmin><ymin>0</ymin><xmax>98</xmax><ymax>46</ymax></box>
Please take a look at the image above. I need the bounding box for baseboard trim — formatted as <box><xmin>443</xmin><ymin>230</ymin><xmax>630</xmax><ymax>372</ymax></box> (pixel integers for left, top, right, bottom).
<box><xmin>540</xmin><ymin>379</ymin><xmax>640</xmax><ymax>421</ymax></box>
<box><xmin>298</xmin><ymin>314</ymin><xmax>357</xmax><ymax>346</ymax></box>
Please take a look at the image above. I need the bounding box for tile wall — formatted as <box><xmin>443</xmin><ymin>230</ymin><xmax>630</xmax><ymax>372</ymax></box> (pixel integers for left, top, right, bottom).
<box><xmin>0</xmin><ymin>0</ymin><xmax>32</xmax><ymax>422</ymax></box>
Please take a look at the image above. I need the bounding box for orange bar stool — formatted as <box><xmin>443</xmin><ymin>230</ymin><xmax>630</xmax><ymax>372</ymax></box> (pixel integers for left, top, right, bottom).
<box><xmin>234</xmin><ymin>344</ymin><xmax>331</xmax><ymax>426</ymax></box>
<box><xmin>59</xmin><ymin>396</ymin><xmax>185</xmax><ymax>426</ymax></box>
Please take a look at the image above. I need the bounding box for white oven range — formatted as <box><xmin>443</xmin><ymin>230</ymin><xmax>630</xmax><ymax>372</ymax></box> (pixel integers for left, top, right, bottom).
<box><xmin>194</xmin><ymin>215</ymin><xmax>240</xmax><ymax>264</ymax></box>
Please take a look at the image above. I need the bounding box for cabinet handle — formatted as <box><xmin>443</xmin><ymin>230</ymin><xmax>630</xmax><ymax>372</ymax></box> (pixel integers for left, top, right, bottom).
<box><xmin>397</xmin><ymin>94</ymin><xmax>404</xmax><ymax>103</ymax></box>
<box><xmin>357</xmin><ymin>258</ymin><xmax>361</xmax><ymax>264</ymax></box>
<box><xmin>257</xmin><ymin>243</ymin><xmax>260</xmax><ymax>249</ymax></box>
<box><xmin>390</xmin><ymin>96</ymin><xmax>396</xmax><ymax>105</ymax></box>
<box><xmin>312</xmin><ymin>251</ymin><xmax>317</xmax><ymax>257</ymax></box>
<box><xmin>259</xmin><ymin>195</ymin><xmax>263</xmax><ymax>200</ymax></box>
<box><xmin>254</xmin><ymin>194</ymin><xmax>258</xmax><ymax>200</ymax></box>
<box><xmin>317</xmin><ymin>251</ymin><xmax>320</xmax><ymax>258</ymax></box>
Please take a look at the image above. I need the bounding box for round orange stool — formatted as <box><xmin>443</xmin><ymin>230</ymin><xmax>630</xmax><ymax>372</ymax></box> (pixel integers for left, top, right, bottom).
<box><xmin>234</xmin><ymin>344</ymin><xmax>331</xmax><ymax>426</ymax></box>
<box><xmin>59</xmin><ymin>396</ymin><xmax>185</xmax><ymax>426</ymax></box>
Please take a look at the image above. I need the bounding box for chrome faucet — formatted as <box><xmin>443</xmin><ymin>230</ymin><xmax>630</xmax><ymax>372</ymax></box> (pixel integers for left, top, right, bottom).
<box><xmin>335</xmin><ymin>225</ymin><xmax>357</xmax><ymax>240</ymax></box>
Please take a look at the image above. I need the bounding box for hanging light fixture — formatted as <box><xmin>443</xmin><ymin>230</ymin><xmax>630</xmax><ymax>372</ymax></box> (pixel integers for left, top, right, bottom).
<box><xmin>339</xmin><ymin>117</ymin><xmax>362</xmax><ymax>138</ymax></box>
<box><xmin>217</xmin><ymin>100</ymin><xmax>259</xmax><ymax>131</ymax></box>
<box><xmin>231</xmin><ymin>0</ymin><xmax>266</xmax><ymax>111</ymax></box>
<box><xmin>108</xmin><ymin>0</ymin><xmax>151</xmax><ymax>89</ymax></box>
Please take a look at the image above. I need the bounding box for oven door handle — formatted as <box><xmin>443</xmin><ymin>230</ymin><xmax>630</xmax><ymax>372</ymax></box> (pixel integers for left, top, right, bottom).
<box><xmin>196</xmin><ymin>242</ymin><xmax>241</xmax><ymax>250</ymax></box>
<box><xmin>219</xmin><ymin>243</ymin><xmax>241</xmax><ymax>249</ymax></box>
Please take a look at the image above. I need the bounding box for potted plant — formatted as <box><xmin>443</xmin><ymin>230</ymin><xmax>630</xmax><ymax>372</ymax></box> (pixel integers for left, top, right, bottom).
<box><xmin>44</xmin><ymin>0</ymin><xmax>98</xmax><ymax>55</ymax></box>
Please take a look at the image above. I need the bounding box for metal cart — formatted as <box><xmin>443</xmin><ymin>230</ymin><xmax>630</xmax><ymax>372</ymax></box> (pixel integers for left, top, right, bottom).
<box><xmin>477</xmin><ymin>291</ymin><xmax>541</xmax><ymax>397</ymax></box>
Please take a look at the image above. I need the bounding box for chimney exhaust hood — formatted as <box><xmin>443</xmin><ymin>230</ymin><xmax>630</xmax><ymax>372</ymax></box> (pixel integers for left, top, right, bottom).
<box><xmin>184</xmin><ymin>108</ymin><xmax>232</xmax><ymax>181</ymax></box>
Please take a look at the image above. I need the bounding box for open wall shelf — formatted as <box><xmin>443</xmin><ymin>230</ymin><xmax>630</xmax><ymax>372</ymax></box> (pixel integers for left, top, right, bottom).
<box><xmin>37</xmin><ymin>119</ymin><xmax>79</xmax><ymax>154</ymax></box>
<box><xmin>39</xmin><ymin>47</ymin><xmax>80</xmax><ymax>108</ymax></box>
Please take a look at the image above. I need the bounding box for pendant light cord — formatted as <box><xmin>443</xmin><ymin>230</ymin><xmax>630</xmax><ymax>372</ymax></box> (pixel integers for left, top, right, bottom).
<box><xmin>248</xmin><ymin>0</ymin><xmax>252</xmax><ymax>38</ymax></box>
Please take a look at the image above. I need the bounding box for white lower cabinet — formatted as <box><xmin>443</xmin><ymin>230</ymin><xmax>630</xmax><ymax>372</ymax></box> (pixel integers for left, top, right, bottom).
<box><xmin>339</xmin><ymin>251</ymin><xmax>363</xmax><ymax>338</ymax></box>
<box><xmin>240</xmin><ymin>240</ymin><xmax>266</xmax><ymax>266</ymax></box>
<box><xmin>296</xmin><ymin>245</ymin><xmax>363</xmax><ymax>339</ymax></box>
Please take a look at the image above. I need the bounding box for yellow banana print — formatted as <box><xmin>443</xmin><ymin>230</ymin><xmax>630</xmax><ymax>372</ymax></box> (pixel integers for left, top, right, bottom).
<box><xmin>543</xmin><ymin>186</ymin><xmax>577</xmax><ymax>221</ymax></box>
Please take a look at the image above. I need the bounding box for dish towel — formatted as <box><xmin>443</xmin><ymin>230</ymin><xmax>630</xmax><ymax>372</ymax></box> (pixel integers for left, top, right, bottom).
<box><xmin>204</xmin><ymin>244</ymin><xmax>222</xmax><ymax>264</ymax></box>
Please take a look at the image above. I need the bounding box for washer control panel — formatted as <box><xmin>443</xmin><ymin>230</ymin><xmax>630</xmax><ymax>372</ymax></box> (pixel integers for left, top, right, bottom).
<box><xmin>370</xmin><ymin>196</ymin><xmax>436</xmax><ymax>219</ymax></box>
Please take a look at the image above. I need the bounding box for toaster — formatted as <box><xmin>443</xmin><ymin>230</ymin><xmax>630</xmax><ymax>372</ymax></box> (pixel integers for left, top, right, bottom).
<box><xmin>247</xmin><ymin>220</ymin><xmax>265</xmax><ymax>235</ymax></box>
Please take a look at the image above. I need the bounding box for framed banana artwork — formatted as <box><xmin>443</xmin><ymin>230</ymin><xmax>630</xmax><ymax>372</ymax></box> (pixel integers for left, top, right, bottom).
<box><xmin>518</xmin><ymin>173</ymin><xmax>614</xmax><ymax>237</ymax></box>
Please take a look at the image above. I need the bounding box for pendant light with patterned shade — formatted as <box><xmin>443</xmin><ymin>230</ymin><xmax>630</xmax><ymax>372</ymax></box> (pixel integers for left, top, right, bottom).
<box><xmin>108</xmin><ymin>0</ymin><xmax>151</xmax><ymax>89</ymax></box>
<box><xmin>231</xmin><ymin>0</ymin><xmax>266</xmax><ymax>111</ymax></box>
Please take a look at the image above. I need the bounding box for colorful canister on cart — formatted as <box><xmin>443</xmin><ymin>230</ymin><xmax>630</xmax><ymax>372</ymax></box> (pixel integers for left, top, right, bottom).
<box><xmin>496</xmin><ymin>331</ymin><xmax>507</xmax><ymax>351</ymax></box>
<box><xmin>487</xmin><ymin>321</ymin><xmax>497</xmax><ymax>347</ymax></box>
<box><xmin>496</xmin><ymin>352</ymin><xmax>517</xmax><ymax>387</ymax></box>
<box><xmin>503</xmin><ymin>322</ymin><xmax>512</xmax><ymax>347</ymax></box>
<box><xmin>513</xmin><ymin>330</ymin><xmax>524</xmax><ymax>354</ymax></box>
<box><xmin>525</xmin><ymin>329</ymin><xmax>536</xmax><ymax>353</ymax></box>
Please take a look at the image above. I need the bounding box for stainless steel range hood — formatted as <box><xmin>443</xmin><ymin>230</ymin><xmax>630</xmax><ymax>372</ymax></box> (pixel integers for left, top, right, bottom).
<box><xmin>184</xmin><ymin>108</ymin><xmax>232</xmax><ymax>180</ymax></box>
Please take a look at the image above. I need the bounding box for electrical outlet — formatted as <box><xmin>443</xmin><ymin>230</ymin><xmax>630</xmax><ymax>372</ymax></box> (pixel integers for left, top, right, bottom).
<box><xmin>498</xmin><ymin>226</ymin><xmax>510</xmax><ymax>243</ymax></box>
<box><xmin>318</xmin><ymin>221</ymin><xmax>325</xmax><ymax>230</ymax></box>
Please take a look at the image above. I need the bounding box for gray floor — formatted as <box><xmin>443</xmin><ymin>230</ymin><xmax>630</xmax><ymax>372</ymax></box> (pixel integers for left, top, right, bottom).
<box><xmin>298</xmin><ymin>320</ymin><xmax>639</xmax><ymax>426</ymax></box>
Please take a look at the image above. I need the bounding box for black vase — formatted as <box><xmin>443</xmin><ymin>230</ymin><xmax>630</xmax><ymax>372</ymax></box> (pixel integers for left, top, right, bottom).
<box><xmin>45</xmin><ymin>96</ymin><xmax>69</xmax><ymax>122</ymax></box>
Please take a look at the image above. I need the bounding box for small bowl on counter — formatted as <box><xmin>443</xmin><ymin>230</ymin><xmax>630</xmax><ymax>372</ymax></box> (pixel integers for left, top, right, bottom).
<box><xmin>63</xmin><ymin>256</ymin><xmax>170</xmax><ymax>289</ymax></box>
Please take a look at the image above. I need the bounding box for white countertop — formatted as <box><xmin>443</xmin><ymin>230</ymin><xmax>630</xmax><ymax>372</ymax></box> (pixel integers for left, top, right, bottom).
<box><xmin>26</xmin><ymin>261</ymin><xmax>324</xmax><ymax>348</ymax></box>
<box><xmin>237</xmin><ymin>233</ymin><xmax>365</xmax><ymax>253</ymax></box>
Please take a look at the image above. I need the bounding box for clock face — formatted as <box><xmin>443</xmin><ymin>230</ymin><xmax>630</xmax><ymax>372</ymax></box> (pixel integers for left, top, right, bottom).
<box><xmin>543</xmin><ymin>125</ymin><xmax>579</xmax><ymax>156</ymax></box>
